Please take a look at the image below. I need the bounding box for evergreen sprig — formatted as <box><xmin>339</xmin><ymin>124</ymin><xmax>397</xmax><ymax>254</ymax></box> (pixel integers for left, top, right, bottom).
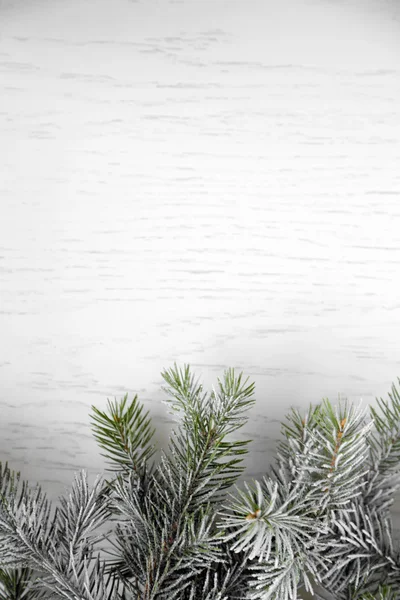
<box><xmin>90</xmin><ymin>392</ymin><xmax>157</xmax><ymax>477</ymax></box>
<box><xmin>1</xmin><ymin>365</ymin><xmax>400</xmax><ymax>599</ymax></box>
<box><xmin>0</xmin><ymin>463</ymin><xmax>123</xmax><ymax>600</ymax></box>
<box><xmin>98</xmin><ymin>363</ymin><xmax>256</xmax><ymax>598</ymax></box>
<box><xmin>160</xmin><ymin>363</ymin><xmax>256</xmax><ymax>505</ymax></box>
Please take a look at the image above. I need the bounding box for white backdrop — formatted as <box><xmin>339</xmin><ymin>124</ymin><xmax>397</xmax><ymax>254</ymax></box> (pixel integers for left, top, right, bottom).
<box><xmin>1</xmin><ymin>0</ymin><xmax>400</xmax><ymax>594</ymax></box>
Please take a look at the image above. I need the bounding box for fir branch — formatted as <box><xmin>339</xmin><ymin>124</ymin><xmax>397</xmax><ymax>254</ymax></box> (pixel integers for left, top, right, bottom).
<box><xmin>90</xmin><ymin>393</ymin><xmax>156</xmax><ymax>478</ymax></box>
<box><xmin>219</xmin><ymin>477</ymin><xmax>322</xmax><ymax>561</ymax></box>
<box><xmin>100</xmin><ymin>364</ymin><xmax>256</xmax><ymax>598</ymax></box>
<box><xmin>0</xmin><ymin>465</ymin><xmax>125</xmax><ymax>600</ymax></box>
<box><xmin>50</xmin><ymin>471</ymin><xmax>115</xmax><ymax>575</ymax></box>
<box><xmin>0</xmin><ymin>465</ymin><xmax>55</xmax><ymax>571</ymax></box>
<box><xmin>324</xmin><ymin>380</ymin><xmax>400</xmax><ymax>599</ymax></box>
<box><xmin>217</xmin><ymin>394</ymin><xmax>377</xmax><ymax>599</ymax></box>
<box><xmin>4</xmin><ymin>369</ymin><xmax>400</xmax><ymax>600</ymax></box>
<box><xmin>321</xmin><ymin>502</ymin><xmax>400</xmax><ymax>598</ymax></box>
<box><xmin>277</xmin><ymin>397</ymin><xmax>373</xmax><ymax>513</ymax></box>
<box><xmin>160</xmin><ymin>363</ymin><xmax>256</xmax><ymax>506</ymax></box>
<box><xmin>89</xmin><ymin>390</ymin><xmax>158</xmax><ymax>546</ymax></box>
<box><xmin>0</xmin><ymin>462</ymin><xmax>53</xmax><ymax>599</ymax></box>
<box><xmin>362</xmin><ymin>379</ymin><xmax>400</xmax><ymax>514</ymax></box>
<box><xmin>101</xmin><ymin>458</ymin><xmax>226</xmax><ymax>598</ymax></box>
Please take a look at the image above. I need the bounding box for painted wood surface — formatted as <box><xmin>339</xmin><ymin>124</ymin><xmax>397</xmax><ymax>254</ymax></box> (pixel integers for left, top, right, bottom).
<box><xmin>1</xmin><ymin>0</ymin><xmax>400</xmax><ymax>589</ymax></box>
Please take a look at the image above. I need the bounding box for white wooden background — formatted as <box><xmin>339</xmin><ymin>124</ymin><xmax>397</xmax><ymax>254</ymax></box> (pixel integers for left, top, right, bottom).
<box><xmin>1</xmin><ymin>0</ymin><xmax>400</xmax><ymax>595</ymax></box>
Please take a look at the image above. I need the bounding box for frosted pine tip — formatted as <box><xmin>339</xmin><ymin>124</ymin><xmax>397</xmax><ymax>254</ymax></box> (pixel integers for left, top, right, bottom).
<box><xmin>246</xmin><ymin>509</ymin><xmax>261</xmax><ymax>520</ymax></box>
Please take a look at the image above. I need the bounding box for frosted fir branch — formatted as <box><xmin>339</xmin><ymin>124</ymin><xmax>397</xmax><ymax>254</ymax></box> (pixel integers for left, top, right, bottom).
<box><xmin>3</xmin><ymin>368</ymin><xmax>400</xmax><ymax>599</ymax></box>
<box><xmin>96</xmin><ymin>363</ymin><xmax>257</xmax><ymax>598</ymax></box>
<box><xmin>160</xmin><ymin>364</ymin><xmax>256</xmax><ymax>509</ymax></box>
<box><xmin>361</xmin><ymin>380</ymin><xmax>400</xmax><ymax>519</ymax></box>
<box><xmin>215</xmin><ymin>392</ymin><xmax>398</xmax><ymax>599</ymax></box>
<box><xmin>172</xmin><ymin>545</ymin><xmax>252</xmax><ymax>600</ymax></box>
<box><xmin>161</xmin><ymin>363</ymin><xmax>256</xmax><ymax>442</ymax></box>
<box><xmin>322</xmin><ymin>503</ymin><xmax>400</xmax><ymax>589</ymax></box>
<box><xmin>275</xmin><ymin>397</ymin><xmax>373</xmax><ymax>511</ymax></box>
<box><xmin>246</xmin><ymin>554</ymin><xmax>306</xmax><ymax>600</ymax></box>
<box><xmin>0</xmin><ymin>464</ymin><xmax>125</xmax><ymax>600</ymax></box>
<box><xmin>102</xmin><ymin>470</ymin><xmax>224</xmax><ymax>594</ymax></box>
<box><xmin>219</xmin><ymin>477</ymin><xmax>326</xmax><ymax>561</ymax></box>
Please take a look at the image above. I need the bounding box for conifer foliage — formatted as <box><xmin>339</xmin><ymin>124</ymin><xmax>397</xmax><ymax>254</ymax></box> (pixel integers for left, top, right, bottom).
<box><xmin>1</xmin><ymin>364</ymin><xmax>400</xmax><ymax>599</ymax></box>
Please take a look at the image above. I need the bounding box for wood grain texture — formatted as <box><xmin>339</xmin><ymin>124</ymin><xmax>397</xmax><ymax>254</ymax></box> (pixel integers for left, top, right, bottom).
<box><xmin>1</xmin><ymin>0</ymin><xmax>400</xmax><ymax>577</ymax></box>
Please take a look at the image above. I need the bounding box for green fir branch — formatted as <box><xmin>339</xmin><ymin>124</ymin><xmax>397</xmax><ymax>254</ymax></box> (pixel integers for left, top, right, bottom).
<box><xmin>90</xmin><ymin>393</ymin><xmax>157</xmax><ymax>477</ymax></box>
